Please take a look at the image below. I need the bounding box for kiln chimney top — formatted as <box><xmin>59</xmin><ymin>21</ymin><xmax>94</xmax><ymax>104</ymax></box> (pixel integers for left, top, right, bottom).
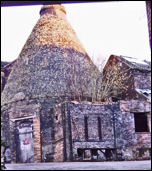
<box><xmin>40</xmin><ymin>4</ymin><xmax>66</xmax><ymax>16</ymax></box>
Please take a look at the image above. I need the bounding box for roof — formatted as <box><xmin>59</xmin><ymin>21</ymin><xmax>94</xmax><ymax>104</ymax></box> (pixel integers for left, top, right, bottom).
<box><xmin>1</xmin><ymin>61</ymin><xmax>10</xmax><ymax>68</ymax></box>
<box><xmin>136</xmin><ymin>88</ymin><xmax>151</xmax><ymax>102</ymax></box>
<box><xmin>119</xmin><ymin>56</ymin><xmax>151</xmax><ymax>71</ymax></box>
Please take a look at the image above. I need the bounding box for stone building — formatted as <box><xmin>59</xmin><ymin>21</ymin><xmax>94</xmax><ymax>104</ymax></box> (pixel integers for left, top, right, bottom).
<box><xmin>53</xmin><ymin>99</ymin><xmax>151</xmax><ymax>162</ymax></box>
<box><xmin>1</xmin><ymin>4</ymin><xmax>151</xmax><ymax>163</ymax></box>
<box><xmin>51</xmin><ymin>55</ymin><xmax>151</xmax><ymax>162</ymax></box>
<box><xmin>104</xmin><ymin>55</ymin><xmax>151</xmax><ymax>102</ymax></box>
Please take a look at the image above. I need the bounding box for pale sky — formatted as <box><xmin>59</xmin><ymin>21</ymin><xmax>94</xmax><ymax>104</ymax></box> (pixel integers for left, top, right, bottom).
<box><xmin>1</xmin><ymin>1</ymin><xmax>151</xmax><ymax>65</ymax></box>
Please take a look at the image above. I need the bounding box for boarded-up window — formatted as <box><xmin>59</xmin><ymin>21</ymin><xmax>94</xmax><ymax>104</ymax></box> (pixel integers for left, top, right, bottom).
<box><xmin>84</xmin><ymin>116</ymin><xmax>88</xmax><ymax>140</ymax></box>
<box><xmin>134</xmin><ymin>113</ymin><xmax>149</xmax><ymax>132</ymax></box>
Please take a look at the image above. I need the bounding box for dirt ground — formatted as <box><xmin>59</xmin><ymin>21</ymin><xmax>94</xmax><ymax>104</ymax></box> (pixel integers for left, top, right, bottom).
<box><xmin>5</xmin><ymin>160</ymin><xmax>151</xmax><ymax>170</ymax></box>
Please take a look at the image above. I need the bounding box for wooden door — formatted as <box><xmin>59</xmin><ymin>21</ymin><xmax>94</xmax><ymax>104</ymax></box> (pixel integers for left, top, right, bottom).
<box><xmin>16</xmin><ymin>120</ymin><xmax>34</xmax><ymax>163</ymax></box>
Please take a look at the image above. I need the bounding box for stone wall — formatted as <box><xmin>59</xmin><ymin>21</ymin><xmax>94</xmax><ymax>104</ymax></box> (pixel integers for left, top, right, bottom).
<box><xmin>1</xmin><ymin>98</ymin><xmax>151</xmax><ymax>163</ymax></box>
<box><xmin>39</xmin><ymin>97</ymin><xmax>70</xmax><ymax>162</ymax></box>
<box><xmin>1</xmin><ymin>96</ymin><xmax>69</xmax><ymax>163</ymax></box>
<box><xmin>119</xmin><ymin>100</ymin><xmax>151</xmax><ymax>160</ymax></box>
<box><xmin>53</xmin><ymin>104</ymin><xmax>64</xmax><ymax>162</ymax></box>
<box><xmin>56</xmin><ymin>101</ymin><xmax>121</xmax><ymax>161</ymax></box>
<box><xmin>54</xmin><ymin>100</ymin><xmax>151</xmax><ymax>161</ymax></box>
<box><xmin>134</xmin><ymin>70</ymin><xmax>151</xmax><ymax>90</ymax></box>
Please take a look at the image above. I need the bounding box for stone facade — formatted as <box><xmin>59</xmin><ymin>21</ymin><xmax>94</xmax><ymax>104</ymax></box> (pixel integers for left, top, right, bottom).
<box><xmin>134</xmin><ymin>70</ymin><xmax>151</xmax><ymax>90</ymax></box>
<box><xmin>53</xmin><ymin>100</ymin><xmax>151</xmax><ymax>161</ymax></box>
<box><xmin>2</xmin><ymin>98</ymin><xmax>151</xmax><ymax>163</ymax></box>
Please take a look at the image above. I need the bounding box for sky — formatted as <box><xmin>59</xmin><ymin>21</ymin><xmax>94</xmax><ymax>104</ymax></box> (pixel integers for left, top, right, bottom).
<box><xmin>1</xmin><ymin>1</ymin><xmax>151</xmax><ymax>65</ymax></box>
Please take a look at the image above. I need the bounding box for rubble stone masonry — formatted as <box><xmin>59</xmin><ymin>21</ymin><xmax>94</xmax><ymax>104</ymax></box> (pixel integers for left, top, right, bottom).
<box><xmin>54</xmin><ymin>101</ymin><xmax>151</xmax><ymax>161</ymax></box>
<box><xmin>134</xmin><ymin>70</ymin><xmax>151</xmax><ymax>89</ymax></box>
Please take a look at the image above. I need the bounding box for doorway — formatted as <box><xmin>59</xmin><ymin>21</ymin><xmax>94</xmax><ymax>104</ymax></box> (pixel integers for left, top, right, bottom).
<box><xmin>15</xmin><ymin>119</ymin><xmax>34</xmax><ymax>163</ymax></box>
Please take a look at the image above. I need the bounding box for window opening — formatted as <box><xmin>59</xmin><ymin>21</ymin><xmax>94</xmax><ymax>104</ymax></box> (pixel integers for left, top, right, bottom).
<box><xmin>134</xmin><ymin>113</ymin><xmax>149</xmax><ymax>132</ymax></box>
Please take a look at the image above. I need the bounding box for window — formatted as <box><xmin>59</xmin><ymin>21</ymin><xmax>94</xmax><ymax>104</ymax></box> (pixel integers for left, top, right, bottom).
<box><xmin>84</xmin><ymin>116</ymin><xmax>88</xmax><ymax>140</ymax></box>
<box><xmin>98</xmin><ymin>117</ymin><xmax>102</xmax><ymax>140</ymax></box>
<box><xmin>91</xmin><ymin>149</ymin><xmax>98</xmax><ymax>160</ymax></box>
<box><xmin>77</xmin><ymin>149</ymin><xmax>84</xmax><ymax>158</ymax></box>
<box><xmin>84</xmin><ymin>149</ymin><xmax>90</xmax><ymax>159</ymax></box>
<box><xmin>134</xmin><ymin>113</ymin><xmax>149</xmax><ymax>132</ymax></box>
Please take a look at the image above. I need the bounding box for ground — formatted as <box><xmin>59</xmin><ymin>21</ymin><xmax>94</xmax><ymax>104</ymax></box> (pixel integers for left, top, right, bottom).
<box><xmin>5</xmin><ymin>160</ymin><xmax>151</xmax><ymax>170</ymax></box>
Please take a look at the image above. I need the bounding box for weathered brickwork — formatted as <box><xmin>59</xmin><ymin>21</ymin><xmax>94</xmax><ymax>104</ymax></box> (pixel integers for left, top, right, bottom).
<box><xmin>33</xmin><ymin>117</ymin><xmax>42</xmax><ymax>162</ymax></box>
<box><xmin>1</xmin><ymin>100</ymin><xmax>41</xmax><ymax>163</ymax></box>
<box><xmin>53</xmin><ymin>141</ymin><xmax>64</xmax><ymax>162</ymax></box>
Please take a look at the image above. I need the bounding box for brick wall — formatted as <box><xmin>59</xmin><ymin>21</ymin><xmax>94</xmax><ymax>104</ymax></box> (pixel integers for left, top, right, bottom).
<box><xmin>33</xmin><ymin>117</ymin><xmax>42</xmax><ymax>162</ymax></box>
<box><xmin>53</xmin><ymin>141</ymin><xmax>64</xmax><ymax>162</ymax></box>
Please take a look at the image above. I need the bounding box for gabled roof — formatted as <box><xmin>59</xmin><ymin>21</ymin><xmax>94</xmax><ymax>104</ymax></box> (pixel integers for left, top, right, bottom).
<box><xmin>103</xmin><ymin>55</ymin><xmax>151</xmax><ymax>73</ymax></box>
<box><xmin>119</xmin><ymin>56</ymin><xmax>151</xmax><ymax>71</ymax></box>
